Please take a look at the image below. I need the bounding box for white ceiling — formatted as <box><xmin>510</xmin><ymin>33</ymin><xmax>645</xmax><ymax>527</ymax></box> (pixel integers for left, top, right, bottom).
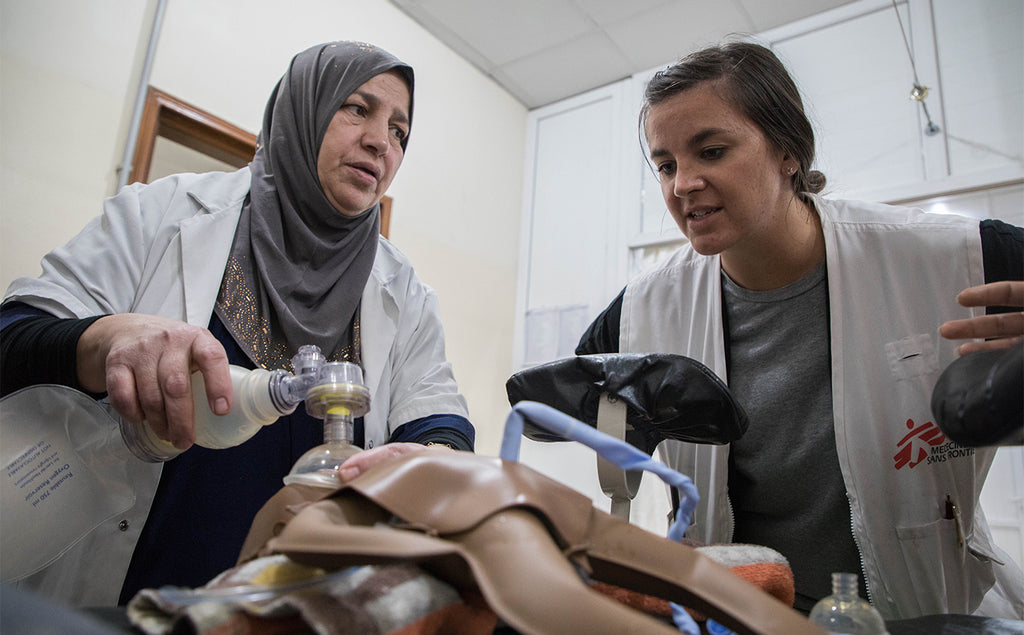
<box><xmin>388</xmin><ymin>0</ymin><xmax>860</xmax><ymax>109</ymax></box>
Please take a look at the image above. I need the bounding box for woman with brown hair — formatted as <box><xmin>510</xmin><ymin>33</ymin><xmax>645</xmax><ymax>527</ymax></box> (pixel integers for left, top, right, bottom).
<box><xmin>577</xmin><ymin>41</ymin><xmax>1023</xmax><ymax>619</ymax></box>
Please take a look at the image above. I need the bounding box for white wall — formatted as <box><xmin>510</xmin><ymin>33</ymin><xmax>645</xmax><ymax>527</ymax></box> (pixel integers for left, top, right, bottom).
<box><xmin>0</xmin><ymin>0</ymin><xmax>527</xmax><ymax>456</ymax></box>
<box><xmin>0</xmin><ymin>0</ymin><xmax>150</xmax><ymax>289</ymax></box>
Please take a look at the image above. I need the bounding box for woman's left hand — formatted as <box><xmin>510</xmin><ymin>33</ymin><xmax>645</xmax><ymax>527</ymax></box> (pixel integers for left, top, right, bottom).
<box><xmin>336</xmin><ymin>441</ymin><xmax>453</xmax><ymax>483</ymax></box>
<box><xmin>939</xmin><ymin>280</ymin><xmax>1023</xmax><ymax>355</ymax></box>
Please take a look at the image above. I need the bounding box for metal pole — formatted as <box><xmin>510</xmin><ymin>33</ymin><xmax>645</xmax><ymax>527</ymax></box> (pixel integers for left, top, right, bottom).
<box><xmin>116</xmin><ymin>0</ymin><xmax>169</xmax><ymax>191</ymax></box>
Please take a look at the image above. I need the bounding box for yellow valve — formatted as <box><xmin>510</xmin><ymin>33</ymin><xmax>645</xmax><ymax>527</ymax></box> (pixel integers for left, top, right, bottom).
<box><xmin>285</xmin><ymin>361</ymin><xmax>371</xmax><ymax>489</ymax></box>
<box><xmin>305</xmin><ymin>381</ymin><xmax>369</xmax><ymax>419</ymax></box>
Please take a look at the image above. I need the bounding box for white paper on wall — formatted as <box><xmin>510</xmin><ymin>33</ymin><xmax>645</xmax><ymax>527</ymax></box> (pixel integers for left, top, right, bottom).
<box><xmin>524</xmin><ymin>304</ymin><xmax>591</xmax><ymax>365</ymax></box>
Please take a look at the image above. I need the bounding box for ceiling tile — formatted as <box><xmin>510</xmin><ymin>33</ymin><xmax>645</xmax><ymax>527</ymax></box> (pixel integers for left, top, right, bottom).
<box><xmin>737</xmin><ymin>0</ymin><xmax>857</xmax><ymax>32</ymax></box>
<box><xmin>574</xmin><ymin>0</ymin><xmax>677</xmax><ymax>26</ymax></box>
<box><xmin>498</xmin><ymin>31</ymin><xmax>634</xmax><ymax>107</ymax></box>
<box><xmin>393</xmin><ymin>0</ymin><xmax>594</xmax><ymax>66</ymax></box>
<box><xmin>603</xmin><ymin>0</ymin><xmax>754</xmax><ymax>69</ymax></box>
<box><xmin>386</xmin><ymin>0</ymin><xmax>865</xmax><ymax>108</ymax></box>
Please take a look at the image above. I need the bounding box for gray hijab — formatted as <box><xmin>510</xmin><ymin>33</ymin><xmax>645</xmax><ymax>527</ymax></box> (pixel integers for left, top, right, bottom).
<box><xmin>216</xmin><ymin>42</ymin><xmax>414</xmax><ymax>370</ymax></box>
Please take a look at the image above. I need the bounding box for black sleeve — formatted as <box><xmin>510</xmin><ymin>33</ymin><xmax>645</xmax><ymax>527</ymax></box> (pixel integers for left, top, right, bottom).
<box><xmin>980</xmin><ymin>219</ymin><xmax>1024</xmax><ymax>314</ymax></box>
<box><xmin>573</xmin><ymin>222</ymin><xmax>1019</xmax><ymax>356</ymax></box>
<box><xmin>0</xmin><ymin>301</ymin><xmax>106</xmax><ymax>397</ymax></box>
<box><xmin>413</xmin><ymin>426</ymin><xmax>475</xmax><ymax>451</ymax></box>
<box><xmin>575</xmin><ymin>288</ymin><xmax>625</xmax><ymax>355</ymax></box>
<box><xmin>388</xmin><ymin>414</ymin><xmax>475</xmax><ymax>451</ymax></box>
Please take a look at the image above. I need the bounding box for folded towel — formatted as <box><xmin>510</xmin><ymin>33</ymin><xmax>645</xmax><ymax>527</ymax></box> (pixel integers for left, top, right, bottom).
<box><xmin>127</xmin><ymin>555</ymin><xmax>496</xmax><ymax>635</ymax></box>
<box><xmin>592</xmin><ymin>542</ymin><xmax>795</xmax><ymax>622</ymax></box>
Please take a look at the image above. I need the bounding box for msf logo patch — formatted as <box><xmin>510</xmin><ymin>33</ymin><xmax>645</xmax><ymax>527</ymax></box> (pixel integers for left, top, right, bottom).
<box><xmin>894</xmin><ymin>418</ymin><xmax>975</xmax><ymax>470</ymax></box>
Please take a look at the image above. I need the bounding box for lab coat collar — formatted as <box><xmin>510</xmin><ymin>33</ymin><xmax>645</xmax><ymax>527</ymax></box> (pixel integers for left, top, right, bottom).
<box><xmin>359</xmin><ymin>240</ymin><xmax>402</xmax><ymax>436</ymax></box>
<box><xmin>178</xmin><ymin>169</ymin><xmax>251</xmax><ymax>327</ymax></box>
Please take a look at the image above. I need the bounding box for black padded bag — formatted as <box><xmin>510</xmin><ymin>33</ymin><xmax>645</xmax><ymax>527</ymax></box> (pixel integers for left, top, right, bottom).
<box><xmin>506</xmin><ymin>353</ymin><xmax>748</xmax><ymax>455</ymax></box>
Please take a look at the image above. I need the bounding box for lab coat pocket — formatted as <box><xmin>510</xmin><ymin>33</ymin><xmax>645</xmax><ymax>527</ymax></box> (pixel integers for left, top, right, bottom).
<box><xmin>895</xmin><ymin>518</ymin><xmax>996</xmax><ymax>615</ymax></box>
<box><xmin>885</xmin><ymin>334</ymin><xmax>940</xmax><ymax>381</ymax></box>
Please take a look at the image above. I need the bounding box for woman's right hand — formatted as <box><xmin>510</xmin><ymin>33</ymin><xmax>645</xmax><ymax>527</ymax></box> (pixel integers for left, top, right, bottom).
<box><xmin>939</xmin><ymin>281</ymin><xmax>1024</xmax><ymax>355</ymax></box>
<box><xmin>76</xmin><ymin>314</ymin><xmax>232</xmax><ymax>449</ymax></box>
<box><xmin>337</xmin><ymin>442</ymin><xmax>452</xmax><ymax>483</ymax></box>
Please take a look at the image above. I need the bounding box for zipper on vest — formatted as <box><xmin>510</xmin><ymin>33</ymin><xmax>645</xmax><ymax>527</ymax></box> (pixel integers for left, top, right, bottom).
<box><xmin>848</xmin><ymin>497</ymin><xmax>876</xmax><ymax>607</ymax></box>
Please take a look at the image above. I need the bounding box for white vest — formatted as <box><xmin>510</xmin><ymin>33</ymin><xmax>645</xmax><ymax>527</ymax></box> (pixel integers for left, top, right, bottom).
<box><xmin>620</xmin><ymin>195</ymin><xmax>1023</xmax><ymax>619</ymax></box>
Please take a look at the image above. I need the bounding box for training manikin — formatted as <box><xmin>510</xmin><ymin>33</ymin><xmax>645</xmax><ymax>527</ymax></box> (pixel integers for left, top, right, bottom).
<box><xmin>235</xmin><ymin>389</ymin><xmax>822</xmax><ymax>635</ymax></box>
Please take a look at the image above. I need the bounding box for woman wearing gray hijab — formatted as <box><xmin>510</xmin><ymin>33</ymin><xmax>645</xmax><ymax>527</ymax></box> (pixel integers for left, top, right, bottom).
<box><xmin>1</xmin><ymin>41</ymin><xmax>473</xmax><ymax>607</ymax></box>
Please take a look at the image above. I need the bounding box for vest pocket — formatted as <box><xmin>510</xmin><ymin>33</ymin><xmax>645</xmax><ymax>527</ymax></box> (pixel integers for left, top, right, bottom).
<box><xmin>885</xmin><ymin>334</ymin><xmax>940</xmax><ymax>380</ymax></box>
<box><xmin>894</xmin><ymin>517</ymin><xmax>996</xmax><ymax>615</ymax></box>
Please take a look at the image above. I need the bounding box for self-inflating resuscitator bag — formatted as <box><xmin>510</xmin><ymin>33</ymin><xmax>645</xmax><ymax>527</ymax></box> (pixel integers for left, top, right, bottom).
<box><xmin>0</xmin><ymin>385</ymin><xmax>136</xmax><ymax>582</ymax></box>
<box><xmin>931</xmin><ymin>342</ymin><xmax>1024</xmax><ymax>447</ymax></box>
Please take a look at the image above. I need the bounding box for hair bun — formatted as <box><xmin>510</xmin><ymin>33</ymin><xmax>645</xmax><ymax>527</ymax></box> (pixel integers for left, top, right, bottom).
<box><xmin>804</xmin><ymin>170</ymin><xmax>827</xmax><ymax>194</ymax></box>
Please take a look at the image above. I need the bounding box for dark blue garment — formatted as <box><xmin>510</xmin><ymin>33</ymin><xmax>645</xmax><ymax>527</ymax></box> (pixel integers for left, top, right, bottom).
<box><xmin>117</xmin><ymin>313</ymin><xmax>326</xmax><ymax>603</ymax></box>
<box><xmin>0</xmin><ymin>300</ymin><xmax>46</xmax><ymax>327</ymax></box>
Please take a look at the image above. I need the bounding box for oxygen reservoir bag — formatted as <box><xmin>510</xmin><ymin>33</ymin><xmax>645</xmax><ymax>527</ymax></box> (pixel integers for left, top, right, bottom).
<box><xmin>1</xmin><ymin>385</ymin><xmax>136</xmax><ymax>582</ymax></box>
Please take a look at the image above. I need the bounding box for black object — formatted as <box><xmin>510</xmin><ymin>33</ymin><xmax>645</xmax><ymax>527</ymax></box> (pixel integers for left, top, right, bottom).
<box><xmin>885</xmin><ymin>613</ymin><xmax>1024</xmax><ymax>634</ymax></box>
<box><xmin>0</xmin><ymin>584</ymin><xmax>138</xmax><ymax>634</ymax></box>
<box><xmin>931</xmin><ymin>342</ymin><xmax>1023</xmax><ymax>447</ymax></box>
<box><xmin>506</xmin><ymin>353</ymin><xmax>748</xmax><ymax>455</ymax></box>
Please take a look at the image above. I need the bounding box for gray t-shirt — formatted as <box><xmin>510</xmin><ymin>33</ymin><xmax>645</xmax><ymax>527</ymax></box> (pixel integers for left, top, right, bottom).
<box><xmin>722</xmin><ymin>263</ymin><xmax>864</xmax><ymax>612</ymax></box>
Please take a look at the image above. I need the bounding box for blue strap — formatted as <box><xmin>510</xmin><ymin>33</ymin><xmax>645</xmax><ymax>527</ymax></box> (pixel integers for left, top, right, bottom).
<box><xmin>500</xmin><ymin>400</ymin><xmax>701</xmax><ymax>634</ymax></box>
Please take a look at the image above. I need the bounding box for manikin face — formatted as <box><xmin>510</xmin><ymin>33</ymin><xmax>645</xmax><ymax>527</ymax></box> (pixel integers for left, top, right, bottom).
<box><xmin>317</xmin><ymin>70</ymin><xmax>411</xmax><ymax>216</ymax></box>
<box><xmin>644</xmin><ymin>82</ymin><xmax>799</xmax><ymax>259</ymax></box>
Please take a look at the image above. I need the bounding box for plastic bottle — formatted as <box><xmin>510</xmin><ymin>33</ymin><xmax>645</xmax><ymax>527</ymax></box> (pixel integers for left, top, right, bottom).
<box><xmin>808</xmin><ymin>572</ymin><xmax>889</xmax><ymax>635</ymax></box>
<box><xmin>283</xmin><ymin>361</ymin><xmax>371</xmax><ymax>488</ymax></box>
<box><xmin>121</xmin><ymin>345</ymin><xmax>325</xmax><ymax>462</ymax></box>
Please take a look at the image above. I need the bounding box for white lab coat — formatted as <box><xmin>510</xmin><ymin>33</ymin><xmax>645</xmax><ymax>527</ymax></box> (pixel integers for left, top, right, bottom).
<box><xmin>620</xmin><ymin>195</ymin><xmax>1024</xmax><ymax>619</ymax></box>
<box><xmin>4</xmin><ymin>168</ymin><xmax>468</xmax><ymax>606</ymax></box>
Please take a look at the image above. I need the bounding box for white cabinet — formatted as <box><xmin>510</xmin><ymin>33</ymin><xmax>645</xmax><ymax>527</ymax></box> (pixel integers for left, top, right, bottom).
<box><xmin>772</xmin><ymin>2</ymin><xmax>932</xmax><ymax>195</ymax></box>
<box><xmin>932</xmin><ymin>0</ymin><xmax>1024</xmax><ymax>180</ymax></box>
<box><xmin>513</xmin><ymin>81</ymin><xmax>636</xmax><ymax>369</ymax></box>
<box><xmin>765</xmin><ymin>0</ymin><xmax>1024</xmax><ymax>203</ymax></box>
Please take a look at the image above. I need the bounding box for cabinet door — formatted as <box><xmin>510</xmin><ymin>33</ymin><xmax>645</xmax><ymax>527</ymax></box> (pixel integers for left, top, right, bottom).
<box><xmin>772</xmin><ymin>2</ymin><xmax>929</xmax><ymax>196</ymax></box>
<box><xmin>515</xmin><ymin>82</ymin><xmax>631</xmax><ymax>369</ymax></box>
<box><xmin>765</xmin><ymin>0</ymin><xmax>1022</xmax><ymax>202</ymax></box>
<box><xmin>932</xmin><ymin>0</ymin><xmax>1023</xmax><ymax>180</ymax></box>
